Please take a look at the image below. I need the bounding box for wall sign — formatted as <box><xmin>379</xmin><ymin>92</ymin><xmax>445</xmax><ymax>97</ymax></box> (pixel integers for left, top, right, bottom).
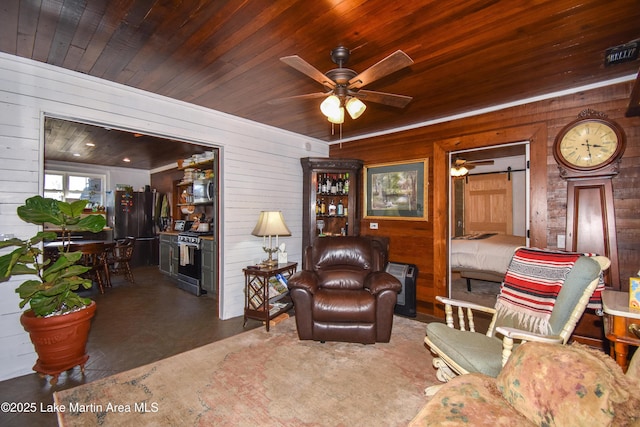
<box><xmin>604</xmin><ymin>41</ymin><xmax>638</xmax><ymax>66</ymax></box>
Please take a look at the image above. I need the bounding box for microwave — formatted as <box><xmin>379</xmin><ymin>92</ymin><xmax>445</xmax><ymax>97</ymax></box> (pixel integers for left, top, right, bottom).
<box><xmin>192</xmin><ymin>179</ymin><xmax>215</xmax><ymax>204</ymax></box>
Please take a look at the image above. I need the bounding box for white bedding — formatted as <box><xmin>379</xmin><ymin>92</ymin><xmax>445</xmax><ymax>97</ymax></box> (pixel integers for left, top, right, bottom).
<box><xmin>450</xmin><ymin>233</ymin><xmax>526</xmax><ymax>275</ymax></box>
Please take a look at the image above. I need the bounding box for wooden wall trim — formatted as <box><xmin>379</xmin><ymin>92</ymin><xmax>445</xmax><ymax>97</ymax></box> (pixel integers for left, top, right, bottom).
<box><xmin>433</xmin><ymin>123</ymin><xmax>548</xmax><ymax>316</ymax></box>
<box><xmin>432</xmin><ymin>143</ymin><xmax>447</xmax><ymax>317</ymax></box>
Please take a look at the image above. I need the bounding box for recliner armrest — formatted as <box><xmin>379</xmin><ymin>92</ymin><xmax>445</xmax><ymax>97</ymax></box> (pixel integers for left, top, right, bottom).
<box><xmin>287</xmin><ymin>270</ymin><xmax>320</xmax><ymax>294</ymax></box>
<box><xmin>365</xmin><ymin>271</ymin><xmax>402</xmax><ymax>295</ymax></box>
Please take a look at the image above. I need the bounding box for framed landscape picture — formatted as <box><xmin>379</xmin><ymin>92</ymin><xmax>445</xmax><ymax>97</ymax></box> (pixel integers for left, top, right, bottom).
<box><xmin>364</xmin><ymin>159</ymin><xmax>428</xmax><ymax>220</ymax></box>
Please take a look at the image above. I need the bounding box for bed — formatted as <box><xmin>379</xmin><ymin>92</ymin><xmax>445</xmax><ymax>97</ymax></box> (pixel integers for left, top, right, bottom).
<box><xmin>450</xmin><ymin>233</ymin><xmax>526</xmax><ymax>291</ymax></box>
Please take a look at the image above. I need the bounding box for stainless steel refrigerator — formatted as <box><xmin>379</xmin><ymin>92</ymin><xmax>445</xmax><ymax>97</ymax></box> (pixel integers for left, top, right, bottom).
<box><xmin>107</xmin><ymin>190</ymin><xmax>158</xmax><ymax>266</ymax></box>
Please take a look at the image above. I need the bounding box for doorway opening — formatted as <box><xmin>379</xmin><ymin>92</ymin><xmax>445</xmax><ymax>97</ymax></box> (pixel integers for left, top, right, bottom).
<box><xmin>42</xmin><ymin>115</ymin><xmax>221</xmax><ymax>302</ymax></box>
<box><xmin>447</xmin><ymin>141</ymin><xmax>530</xmax><ymax>306</ymax></box>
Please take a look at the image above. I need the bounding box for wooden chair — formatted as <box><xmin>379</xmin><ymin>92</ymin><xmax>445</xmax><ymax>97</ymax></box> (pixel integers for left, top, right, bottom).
<box><xmin>69</xmin><ymin>242</ymin><xmax>111</xmax><ymax>294</ymax></box>
<box><xmin>107</xmin><ymin>237</ymin><xmax>136</xmax><ymax>284</ymax></box>
<box><xmin>424</xmin><ymin>248</ymin><xmax>610</xmax><ymax>395</ymax></box>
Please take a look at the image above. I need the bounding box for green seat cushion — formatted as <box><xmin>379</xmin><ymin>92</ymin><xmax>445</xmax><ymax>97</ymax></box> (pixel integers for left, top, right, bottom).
<box><xmin>426</xmin><ymin>323</ymin><xmax>504</xmax><ymax>377</ymax></box>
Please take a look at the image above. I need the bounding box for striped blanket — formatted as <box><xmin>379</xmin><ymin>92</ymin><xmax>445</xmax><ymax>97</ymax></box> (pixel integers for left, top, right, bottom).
<box><xmin>495</xmin><ymin>248</ymin><xmax>604</xmax><ymax>335</ymax></box>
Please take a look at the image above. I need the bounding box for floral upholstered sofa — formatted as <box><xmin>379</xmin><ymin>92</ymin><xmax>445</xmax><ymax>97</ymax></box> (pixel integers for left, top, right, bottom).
<box><xmin>410</xmin><ymin>341</ymin><xmax>640</xmax><ymax>426</ymax></box>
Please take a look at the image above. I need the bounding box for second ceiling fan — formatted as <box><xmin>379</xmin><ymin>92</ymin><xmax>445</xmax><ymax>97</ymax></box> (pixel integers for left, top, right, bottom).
<box><xmin>451</xmin><ymin>158</ymin><xmax>495</xmax><ymax>176</ymax></box>
<box><xmin>277</xmin><ymin>46</ymin><xmax>414</xmax><ymax>124</ymax></box>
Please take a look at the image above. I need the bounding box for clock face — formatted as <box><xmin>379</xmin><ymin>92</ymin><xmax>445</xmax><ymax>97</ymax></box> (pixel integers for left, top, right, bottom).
<box><xmin>558</xmin><ymin>120</ymin><xmax>619</xmax><ymax>168</ymax></box>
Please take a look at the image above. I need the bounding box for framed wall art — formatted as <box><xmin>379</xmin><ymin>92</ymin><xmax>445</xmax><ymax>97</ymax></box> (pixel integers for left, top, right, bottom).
<box><xmin>364</xmin><ymin>159</ymin><xmax>428</xmax><ymax>220</ymax></box>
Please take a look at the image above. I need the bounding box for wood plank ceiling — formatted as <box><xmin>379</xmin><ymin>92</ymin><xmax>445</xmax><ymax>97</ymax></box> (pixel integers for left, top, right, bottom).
<box><xmin>1</xmin><ymin>1</ymin><xmax>639</xmax><ymax>168</ymax></box>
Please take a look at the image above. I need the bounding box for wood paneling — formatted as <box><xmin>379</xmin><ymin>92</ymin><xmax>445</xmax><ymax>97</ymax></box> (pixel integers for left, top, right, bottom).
<box><xmin>0</xmin><ymin>1</ymin><xmax>638</xmax><ymax>142</ymax></box>
<box><xmin>330</xmin><ymin>81</ymin><xmax>640</xmax><ymax>320</ymax></box>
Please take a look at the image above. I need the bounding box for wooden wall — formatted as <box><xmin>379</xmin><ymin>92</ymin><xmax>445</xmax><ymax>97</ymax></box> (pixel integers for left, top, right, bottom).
<box><xmin>330</xmin><ymin>81</ymin><xmax>640</xmax><ymax>317</ymax></box>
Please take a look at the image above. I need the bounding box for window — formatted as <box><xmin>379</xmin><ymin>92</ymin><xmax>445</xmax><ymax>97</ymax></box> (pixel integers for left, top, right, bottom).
<box><xmin>44</xmin><ymin>172</ymin><xmax>105</xmax><ymax>207</ymax></box>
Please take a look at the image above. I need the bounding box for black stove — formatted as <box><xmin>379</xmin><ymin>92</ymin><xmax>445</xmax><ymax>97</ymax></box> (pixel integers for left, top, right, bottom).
<box><xmin>176</xmin><ymin>230</ymin><xmax>212</xmax><ymax>297</ymax></box>
<box><xmin>177</xmin><ymin>230</ymin><xmax>213</xmax><ymax>246</ymax></box>
<box><xmin>179</xmin><ymin>230</ymin><xmax>214</xmax><ymax>237</ymax></box>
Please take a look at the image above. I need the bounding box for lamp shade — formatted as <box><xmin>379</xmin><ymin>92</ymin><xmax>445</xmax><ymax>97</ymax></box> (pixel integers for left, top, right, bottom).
<box><xmin>327</xmin><ymin>106</ymin><xmax>345</xmax><ymax>124</ymax></box>
<box><xmin>320</xmin><ymin>95</ymin><xmax>341</xmax><ymax>118</ymax></box>
<box><xmin>251</xmin><ymin>211</ymin><xmax>291</xmax><ymax>237</ymax></box>
<box><xmin>346</xmin><ymin>97</ymin><xmax>366</xmax><ymax>119</ymax></box>
<box><xmin>450</xmin><ymin>166</ymin><xmax>469</xmax><ymax>177</ymax></box>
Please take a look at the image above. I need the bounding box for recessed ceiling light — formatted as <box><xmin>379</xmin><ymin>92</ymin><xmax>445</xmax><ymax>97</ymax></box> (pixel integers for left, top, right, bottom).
<box><xmin>86</xmin><ymin>142</ymin><xmax>95</xmax><ymax>147</ymax></box>
<box><xmin>73</xmin><ymin>153</ymin><xmax>81</xmax><ymax>157</ymax></box>
<box><xmin>123</xmin><ymin>158</ymin><xmax>131</xmax><ymax>162</ymax></box>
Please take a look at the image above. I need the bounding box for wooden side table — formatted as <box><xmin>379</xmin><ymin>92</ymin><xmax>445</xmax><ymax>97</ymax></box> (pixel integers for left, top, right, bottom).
<box><xmin>243</xmin><ymin>262</ymin><xmax>297</xmax><ymax>331</ymax></box>
<box><xmin>601</xmin><ymin>290</ymin><xmax>640</xmax><ymax>372</ymax></box>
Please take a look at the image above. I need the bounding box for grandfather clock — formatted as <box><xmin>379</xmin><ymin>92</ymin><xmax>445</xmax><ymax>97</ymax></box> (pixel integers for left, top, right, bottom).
<box><xmin>553</xmin><ymin>109</ymin><xmax>625</xmax><ymax>289</ymax></box>
<box><xmin>553</xmin><ymin>109</ymin><xmax>626</xmax><ymax>348</ymax></box>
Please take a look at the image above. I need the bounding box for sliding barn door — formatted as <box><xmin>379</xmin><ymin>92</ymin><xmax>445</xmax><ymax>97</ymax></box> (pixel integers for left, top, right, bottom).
<box><xmin>464</xmin><ymin>174</ymin><xmax>513</xmax><ymax>234</ymax></box>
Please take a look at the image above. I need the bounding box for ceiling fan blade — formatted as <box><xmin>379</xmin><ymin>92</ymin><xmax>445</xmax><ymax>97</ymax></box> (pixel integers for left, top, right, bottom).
<box><xmin>280</xmin><ymin>56</ymin><xmax>336</xmax><ymax>90</ymax></box>
<box><xmin>347</xmin><ymin>50</ymin><xmax>414</xmax><ymax>89</ymax></box>
<box><xmin>267</xmin><ymin>92</ymin><xmax>330</xmax><ymax>105</ymax></box>
<box><xmin>467</xmin><ymin>160</ymin><xmax>495</xmax><ymax>166</ymax></box>
<box><xmin>353</xmin><ymin>90</ymin><xmax>412</xmax><ymax>108</ymax></box>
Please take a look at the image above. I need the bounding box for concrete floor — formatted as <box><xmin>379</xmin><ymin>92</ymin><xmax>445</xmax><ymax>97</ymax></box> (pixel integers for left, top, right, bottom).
<box><xmin>0</xmin><ymin>266</ymin><xmax>259</xmax><ymax>426</ymax></box>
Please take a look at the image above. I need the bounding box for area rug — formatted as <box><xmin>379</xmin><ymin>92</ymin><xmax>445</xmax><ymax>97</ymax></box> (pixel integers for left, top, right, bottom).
<box><xmin>54</xmin><ymin>316</ymin><xmax>436</xmax><ymax>426</ymax></box>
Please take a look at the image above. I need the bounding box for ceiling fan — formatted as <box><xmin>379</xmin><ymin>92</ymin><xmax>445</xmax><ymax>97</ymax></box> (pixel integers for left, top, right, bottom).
<box><xmin>276</xmin><ymin>46</ymin><xmax>414</xmax><ymax>124</ymax></box>
<box><xmin>451</xmin><ymin>158</ymin><xmax>495</xmax><ymax>176</ymax></box>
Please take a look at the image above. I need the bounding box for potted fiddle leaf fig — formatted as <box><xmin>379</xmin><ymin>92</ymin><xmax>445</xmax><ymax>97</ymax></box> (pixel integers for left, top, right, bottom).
<box><xmin>0</xmin><ymin>196</ymin><xmax>107</xmax><ymax>385</ymax></box>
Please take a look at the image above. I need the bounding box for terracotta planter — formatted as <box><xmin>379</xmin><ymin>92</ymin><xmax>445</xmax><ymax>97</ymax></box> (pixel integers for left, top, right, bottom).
<box><xmin>20</xmin><ymin>301</ymin><xmax>96</xmax><ymax>385</ymax></box>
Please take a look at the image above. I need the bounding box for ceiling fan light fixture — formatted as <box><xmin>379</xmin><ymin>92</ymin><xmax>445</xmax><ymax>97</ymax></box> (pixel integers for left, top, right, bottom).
<box><xmin>450</xmin><ymin>166</ymin><xmax>469</xmax><ymax>177</ymax></box>
<box><xmin>327</xmin><ymin>106</ymin><xmax>345</xmax><ymax>124</ymax></box>
<box><xmin>345</xmin><ymin>97</ymin><xmax>366</xmax><ymax>119</ymax></box>
<box><xmin>320</xmin><ymin>95</ymin><xmax>341</xmax><ymax>118</ymax></box>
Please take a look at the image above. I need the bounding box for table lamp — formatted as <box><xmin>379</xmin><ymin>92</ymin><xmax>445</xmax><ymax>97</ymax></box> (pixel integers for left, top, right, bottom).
<box><xmin>251</xmin><ymin>211</ymin><xmax>291</xmax><ymax>266</ymax></box>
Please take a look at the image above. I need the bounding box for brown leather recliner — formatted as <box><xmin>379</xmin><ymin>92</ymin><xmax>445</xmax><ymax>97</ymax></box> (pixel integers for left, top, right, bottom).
<box><xmin>288</xmin><ymin>236</ymin><xmax>402</xmax><ymax>344</ymax></box>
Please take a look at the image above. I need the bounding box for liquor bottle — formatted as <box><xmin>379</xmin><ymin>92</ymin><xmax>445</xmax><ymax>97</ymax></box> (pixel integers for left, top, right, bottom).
<box><xmin>337</xmin><ymin>174</ymin><xmax>344</xmax><ymax>194</ymax></box>
<box><xmin>325</xmin><ymin>174</ymin><xmax>331</xmax><ymax>194</ymax></box>
<box><xmin>345</xmin><ymin>221</ymin><xmax>349</xmax><ymax>235</ymax></box>
<box><xmin>343</xmin><ymin>173</ymin><xmax>350</xmax><ymax>194</ymax></box>
<box><xmin>317</xmin><ymin>173</ymin><xmax>322</xmax><ymax>193</ymax></box>
<box><xmin>320</xmin><ymin>198</ymin><xmax>326</xmax><ymax>215</ymax></box>
<box><xmin>330</xmin><ymin>174</ymin><xmax>337</xmax><ymax>194</ymax></box>
<box><xmin>320</xmin><ymin>173</ymin><xmax>327</xmax><ymax>194</ymax></box>
<box><xmin>315</xmin><ymin>199</ymin><xmax>320</xmax><ymax>215</ymax></box>
<box><xmin>328</xmin><ymin>199</ymin><xmax>336</xmax><ymax>216</ymax></box>
<box><xmin>337</xmin><ymin>199</ymin><xmax>344</xmax><ymax>216</ymax></box>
